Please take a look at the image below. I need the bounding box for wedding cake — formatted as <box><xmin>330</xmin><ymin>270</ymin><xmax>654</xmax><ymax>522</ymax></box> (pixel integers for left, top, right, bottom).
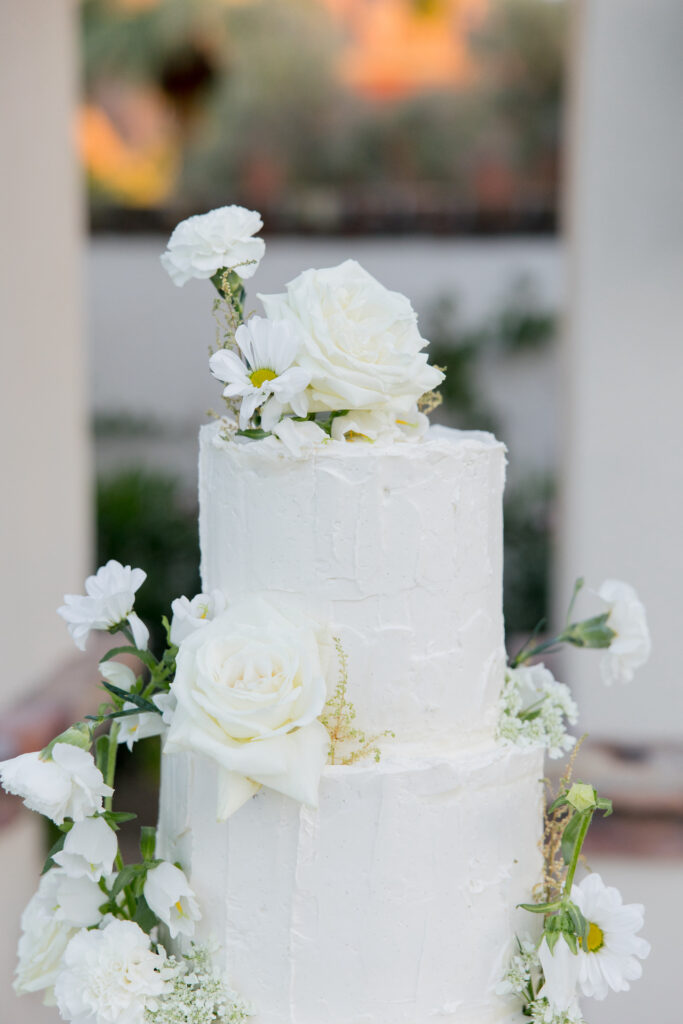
<box><xmin>157</xmin><ymin>416</ymin><xmax>544</xmax><ymax>1022</ymax></box>
<box><xmin>1</xmin><ymin>205</ymin><xmax>651</xmax><ymax>1024</ymax></box>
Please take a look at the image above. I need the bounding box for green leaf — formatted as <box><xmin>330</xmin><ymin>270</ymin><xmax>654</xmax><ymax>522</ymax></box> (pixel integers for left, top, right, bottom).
<box><xmin>518</xmin><ymin>900</ymin><xmax>562</xmax><ymax>914</ymax></box>
<box><xmin>133</xmin><ymin>894</ymin><xmax>158</xmax><ymax>933</ymax></box>
<box><xmin>100</xmin><ymin>645</ymin><xmax>157</xmax><ymax>671</ymax></box>
<box><xmin>102</xmin><ymin>810</ymin><xmax>137</xmax><ymax>831</ymax></box>
<box><xmin>140</xmin><ymin>826</ymin><xmax>157</xmax><ymax>862</ymax></box>
<box><xmin>111</xmin><ymin>863</ymin><xmax>146</xmax><ymax>899</ymax></box>
<box><xmin>41</xmin><ymin>831</ymin><xmax>67</xmax><ymax>874</ymax></box>
<box><xmin>235</xmin><ymin>428</ymin><xmax>272</xmax><ymax>440</ymax></box>
<box><xmin>95</xmin><ymin>734</ymin><xmax>110</xmax><ymax>775</ymax></box>
<box><xmin>597</xmin><ymin>796</ymin><xmax>613</xmax><ymax>817</ymax></box>
<box><xmin>561</xmin><ymin>808</ymin><xmax>587</xmax><ymax>864</ymax></box>
<box><xmin>547</xmin><ymin>792</ymin><xmax>569</xmax><ymax>813</ymax></box>
<box><xmin>101</xmin><ymin>682</ymin><xmax>160</xmax><ymax>713</ymax></box>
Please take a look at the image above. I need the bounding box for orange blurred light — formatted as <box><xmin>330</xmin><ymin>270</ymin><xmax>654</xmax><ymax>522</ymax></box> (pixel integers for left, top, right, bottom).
<box><xmin>79</xmin><ymin>103</ymin><xmax>177</xmax><ymax>207</ymax></box>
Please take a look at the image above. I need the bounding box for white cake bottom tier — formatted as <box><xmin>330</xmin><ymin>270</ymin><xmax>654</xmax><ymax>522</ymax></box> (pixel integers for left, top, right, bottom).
<box><xmin>157</xmin><ymin>743</ymin><xmax>544</xmax><ymax>1024</ymax></box>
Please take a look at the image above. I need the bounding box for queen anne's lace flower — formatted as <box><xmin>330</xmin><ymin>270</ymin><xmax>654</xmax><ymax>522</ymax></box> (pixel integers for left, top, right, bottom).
<box><xmin>161</xmin><ymin>206</ymin><xmax>265</xmax><ymax>285</ymax></box>
<box><xmin>146</xmin><ymin>947</ymin><xmax>251</xmax><ymax>1024</ymax></box>
<box><xmin>597</xmin><ymin>580</ymin><xmax>651</xmax><ymax>685</ymax></box>
<box><xmin>210</xmin><ymin>317</ymin><xmax>311</xmax><ymax>430</ymax></box>
<box><xmin>0</xmin><ymin>743</ymin><xmax>112</xmax><ymax>825</ymax></box>
<box><xmin>55</xmin><ymin>919</ymin><xmax>169</xmax><ymax>1024</ymax></box>
<box><xmin>571</xmin><ymin>873</ymin><xmax>650</xmax><ymax>999</ymax></box>
<box><xmin>497</xmin><ymin>663</ymin><xmax>578</xmax><ymax>758</ymax></box>
<box><xmin>58</xmin><ymin>560</ymin><xmax>149</xmax><ymax>652</ymax></box>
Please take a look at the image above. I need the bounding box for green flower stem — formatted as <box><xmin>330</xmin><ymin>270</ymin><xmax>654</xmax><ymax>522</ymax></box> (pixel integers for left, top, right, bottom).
<box><xmin>563</xmin><ymin>809</ymin><xmax>594</xmax><ymax>896</ymax></box>
<box><xmin>510</xmin><ymin>634</ymin><xmax>565</xmax><ymax>668</ymax></box>
<box><xmin>104</xmin><ymin>721</ymin><xmax>120</xmax><ymax>813</ymax></box>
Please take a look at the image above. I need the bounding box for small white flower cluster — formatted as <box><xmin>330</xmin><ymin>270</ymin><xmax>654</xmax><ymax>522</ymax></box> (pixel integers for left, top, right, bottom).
<box><xmin>498</xmin><ymin>663</ymin><xmax>578</xmax><ymax>759</ymax></box>
<box><xmin>529</xmin><ymin>997</ymin><xmax>585</xmax><ymax>1024</ymax></box>
<box><xmin>161</xmin><ymin>207</ymin><xmax>443</xmax><ymax>453</ymax></box>
<box><xmin>497</xmin><ymin>938</ymin><xmax>538</xmax><ymax>998</ymax></box>
<box><xmin>147</xmin><ymin>948</ymin><xmax>252</xmax><ymax>1024</ymax></box>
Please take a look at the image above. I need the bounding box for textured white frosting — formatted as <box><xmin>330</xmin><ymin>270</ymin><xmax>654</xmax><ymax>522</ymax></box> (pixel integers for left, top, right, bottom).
<box><xmin>198</xmin><ymin>421</ymin><xmax>507</xmax><ymax>745</ymax></box>
<box><xmin>158</xmin><ymin>743</ymin><xmax>543</xmax><ymax>1024</ymax></box>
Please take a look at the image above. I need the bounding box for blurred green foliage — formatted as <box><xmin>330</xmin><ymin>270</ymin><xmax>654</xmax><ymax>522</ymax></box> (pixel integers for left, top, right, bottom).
<box><xmin>96</xmin><ymin>470</ymin><xmax>200</xmax><ymax>654</ymax></box>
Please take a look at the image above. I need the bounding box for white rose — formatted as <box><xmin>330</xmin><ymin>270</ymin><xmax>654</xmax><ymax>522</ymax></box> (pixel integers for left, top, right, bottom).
<box><xmin>164</xmin><ymin>596</ymin><xmax>330</xmax><ymax>819</ymax></box>
<box><xmin>259</xmin><ymin>260</ymin><xmax>443</xmax><ymax>414</ymax></box>
<box><xmin>330</xmin><ymin>406</ymin><xmax>428</xmax><ymax>444</ymax></box>
<box><xmin>170</xmin><ymin>590</ymin><xmax>228</xmax><ymax>646</ymax></box>
<box><xmin>271</xmin><ymin>417</ymin><xmax>328</xmax><ymax>456</ymax></box>
<box><xmin>143</xmin><ymin>862</ymin><xmax>201</xmax><ymax>940</ymax></box>
<box><xmin>58</xmin><ymin>560</ymin><xmax>149</xmax><ymax>652</ymax></box>
<box><xmin>598</xmin><ymin>580</ymin><xmax>651</xmax><ymax>685</ymax></box>
<box><xmin>55</xmin><ymin>919</ymin><xmax>169</xmax><ymax>1024</ymax></box>
<box><xmin>14</xmin><ymin>869</ymin><xmax>103</xmax><ymax>1000</ymax></box>
<box><xmin>0</xmin><ymin>743</ymin><xmax>112</xmax><ymax>825</ymax></box>
<box><xmin>53</xmin><ymin>816</ymin><xmax>118</xmax><ymax>881</ymax></box>
<box><xmin>161</xmin><ymin>205</ymin><xmax>265</xmax><ymax>286</ymax></box>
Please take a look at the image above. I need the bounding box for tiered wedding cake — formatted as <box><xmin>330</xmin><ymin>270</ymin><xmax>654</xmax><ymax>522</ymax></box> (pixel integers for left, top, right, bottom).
<box><xmin>1</xmin><ymin>206</ymin><xmax>651</xmax><ymax>1024</ymax></box>
<box><xmin>157</xmin><ymin>420</ymin><xmax>544</xmax><ymax>1024</ymax></box>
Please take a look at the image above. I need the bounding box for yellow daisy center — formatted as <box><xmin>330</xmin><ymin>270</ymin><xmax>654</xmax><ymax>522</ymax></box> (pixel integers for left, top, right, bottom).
<box><xmin>250</xmin><ymin>368</ymin><xmax>277</xmax><ymax>388</ymax></box>
<box><xmin>584</xmin><ymin>921</ymin><xmax>605</xmax><ymax>953</ymax></box>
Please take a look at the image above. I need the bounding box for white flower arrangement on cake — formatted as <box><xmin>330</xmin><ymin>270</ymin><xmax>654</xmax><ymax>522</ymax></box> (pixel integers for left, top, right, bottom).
<box><xmin>161</xmin><ymin>204</ymin><xmax>444</xmax><ymax>449</ymax></box>
<box><xmin>0</xmin><ymin>207</ymin><xmax>653</xmax><ymax>1024</ymax></box>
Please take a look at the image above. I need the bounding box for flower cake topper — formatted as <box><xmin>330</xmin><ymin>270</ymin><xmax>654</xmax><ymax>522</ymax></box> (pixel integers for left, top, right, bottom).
<box><xmin>160</xmin><ymin>207</ymin><xmax>444</xmax><ymax>449</ymax></box>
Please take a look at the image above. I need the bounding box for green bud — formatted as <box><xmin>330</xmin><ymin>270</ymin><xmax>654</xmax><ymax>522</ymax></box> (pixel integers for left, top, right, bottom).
<box><xmin>566</xmin><ymin>782</ymin><xmax>597</xmax><ymax>813</ymax></box>
<box><xmin>41</xmin><ymin>722</ymin><xmax>93</xmax><ymax>760</ymax></box>
<box><xmin>564</xmin><ymin>613</ymin><xmax>616</xmax><ymax>649</ymax></box>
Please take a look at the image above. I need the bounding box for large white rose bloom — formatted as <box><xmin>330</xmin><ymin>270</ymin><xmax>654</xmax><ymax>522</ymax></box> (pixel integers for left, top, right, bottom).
<box><xmin>164</xmin><ymin>596</ymin><xmax>330</xmax><ymax>818</ymax></box>
<box><xmin>0</xmin><ymin>743</ymin><xmax>112</xmax><ymax>825</ymax></box>
<box><xmin>14</xmin><ymin>868</ymin><xmax>103</xmax><ymax>1000</ymax></box>
<box><xmin>161</xmin><ymin>205</ymin><xmax>265</xmax><ymax>285</ymax></box>
<box><xmin>259</xmin><ymin>260</ymin><xmax>444</xmax><ymax>414</ymax></box>
<box><xmin>597</xmin><ymin>580</ymin><xmax>651</xmax><ymax>685</ymax></box>
<box><xmin>58</xmin><ymin>560</ymin><xmax>149</xmax><ymax>652</ymax></box>
<box><xmin>571</xmin><ymin>873</ymin><xmax>650</xmax><ymax>999</ymax></box>
<box><xmin>55</xmin><ymin>919</ymin><xmax>169</xmax><ymax>1024</ymax></box>
<box><xmin>53</xmin><ymin>816</ymin><xmax>118</xmax><ymax>881</ymax></box>
<box><xmin>143</xmin><ymin>862</ymin><xmax>201</xmax><ymax>939</ymax></box>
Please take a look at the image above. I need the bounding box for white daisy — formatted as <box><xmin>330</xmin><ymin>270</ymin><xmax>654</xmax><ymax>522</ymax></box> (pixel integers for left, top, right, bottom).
<box><xmin>571</xmin><ymin>873</ymin><xmax>650</xmax><ymax>999</ymax></box>
<box><xmin>209</xmin><ymin>317</ymin><xmax>311</xmax><ymax>430</ymax></box>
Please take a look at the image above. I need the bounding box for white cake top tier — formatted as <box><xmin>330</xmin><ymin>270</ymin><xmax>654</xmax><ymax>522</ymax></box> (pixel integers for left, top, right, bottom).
<box><xmin>199</xmin><ymin>420</ymin><xmax>507</xmax><ymax>747</ymax></box>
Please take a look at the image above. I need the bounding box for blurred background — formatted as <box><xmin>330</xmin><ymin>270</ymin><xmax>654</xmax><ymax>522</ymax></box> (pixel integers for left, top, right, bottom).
<box><xmin>1</xmin><ymin>0</ymin><xmax>681</xmax><ymax>1019</ymax></box>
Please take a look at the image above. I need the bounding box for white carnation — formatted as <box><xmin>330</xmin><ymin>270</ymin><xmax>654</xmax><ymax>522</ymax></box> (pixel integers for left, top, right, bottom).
<box><xmin>259</xmin><ymin>260</ymin><xmax>443</xmax><ymax>415</ymax></box>
<box><xmin>161</xmin><ymin>206</ymin><xmax>265</xmax><ymax>286</ymax></box>
<box><xmin>0</xmin><ymin>743</ymin><xmax>112</xmax><ymax>825</ymax></box>
<box><xmin>164</xmin><ymin>596</ymin><xmax>330</xmax><ymax>818</ymax></box>
<box><xmin>58</xmin><ymin>560</ymin><xmax>148</xmax><ymax>652</ymax></box>
<box><xmin>271</xmin><ymin>417</ymin><xmax>328</xmax><ymax>456</ymax></box>
<box><xmin>55</xmin><ymin>919</ymin><xmax>169</xmax><ymax>1024</ymax></box>
<box><xmin>598</xmin><ymin>579</ymin><xmax>651</xmax><ymax>685</ymax></box>
<box><xmin>14</xmin><ymin>869</ymin><xmax>103</xmax><ymax>1000</ymax></box>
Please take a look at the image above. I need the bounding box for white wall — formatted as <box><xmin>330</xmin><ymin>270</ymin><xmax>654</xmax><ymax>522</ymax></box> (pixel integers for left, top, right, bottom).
<box><xmin>0</xmin><ymin>1</ymin><xmax>88</xmax><ymax>1017</ymax></box>
<box><xmin>559</xmin><ymin>0</ymin><xmax>683</xmax><ymax>741</ymax></box>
